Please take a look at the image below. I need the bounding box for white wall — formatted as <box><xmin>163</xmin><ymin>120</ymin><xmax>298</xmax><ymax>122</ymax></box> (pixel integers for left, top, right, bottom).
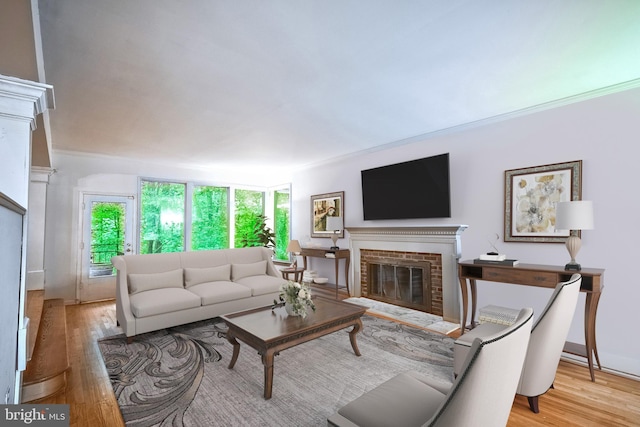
<box><xmin>45</xmin><ymin>86</ymin><xmax>640</xmax><ymax>377</ymax></box>
<box><xmin>292</xmin><ymin>86</ymin><xmax>640</xmax><ymax>377</ymax></box>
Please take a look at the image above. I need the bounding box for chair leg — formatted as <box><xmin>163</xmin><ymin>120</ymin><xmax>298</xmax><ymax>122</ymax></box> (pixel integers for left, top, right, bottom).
<box><xmin>527</xmin><ymin>396</ymin><xmax>540</xmax><ymax>414</ymax></box>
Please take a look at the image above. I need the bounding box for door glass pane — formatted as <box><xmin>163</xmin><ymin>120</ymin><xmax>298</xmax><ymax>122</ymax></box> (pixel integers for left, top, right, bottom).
<box><xmin>234</xmin><ymin>189</ymin><xmax>266</xmax><ymax>248</ymax></box>
<box><xmin>192</xmin><ymin>185</ymin><xmax>229</xmax><ymax>250</ymax></box>
<box><xmin>140</xmin><ymin>181</ymin><xmax>185</xmax><ymax>253</ymax></box>
<box><xmin>273</xmin><ymin>188</ymin><xmax>290</xmax><ymax>261</ymax></box>
<box><xmin>90</xmin><ymin>201</ymin><xmax>125</xmax><ymax>278</ymax></box>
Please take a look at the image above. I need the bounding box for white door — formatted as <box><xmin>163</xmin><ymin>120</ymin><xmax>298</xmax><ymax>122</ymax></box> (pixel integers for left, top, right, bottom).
<box><xmin>79</xmin><ymin>194</ymin><xmax>134</xmax><ymax>302</ymax></box>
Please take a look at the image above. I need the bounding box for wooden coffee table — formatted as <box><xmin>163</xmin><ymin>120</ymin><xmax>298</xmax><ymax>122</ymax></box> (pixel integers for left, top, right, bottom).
<box><xmin>220</xmin><ymin>296</ymin><xmax>367</xmax><ymax>399</ymax></box>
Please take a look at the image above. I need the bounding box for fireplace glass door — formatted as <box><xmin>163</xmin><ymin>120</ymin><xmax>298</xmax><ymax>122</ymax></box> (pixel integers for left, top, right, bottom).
<box><xmin>368</xmin><ymin>260</ymin><xmax>432</xmax><ymax>312</ymax></box>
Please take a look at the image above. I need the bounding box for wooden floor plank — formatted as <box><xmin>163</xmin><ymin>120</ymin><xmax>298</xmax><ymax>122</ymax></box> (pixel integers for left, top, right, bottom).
<box><xmin>36</xmin><ymin>298</ymin><xmax>640</xmax><ymax>427</ymax></box>
<box><xmin>25</xmin><ymin>290</ymin><xmax>44</xmax><ymax>360</ymax></box>
<box><xmin>22</xmin><ymin>298</ymin><xmax>70</xmax><ymax>402</ymax></box>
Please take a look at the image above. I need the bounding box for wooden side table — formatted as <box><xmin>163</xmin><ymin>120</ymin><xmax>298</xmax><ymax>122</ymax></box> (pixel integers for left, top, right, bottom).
<box><xmin>281</xmin><ymin>267</ymin><xmax>305</xmax><ymax>283</ymax></box>
<box><xmin>458</xmin><ymin>260</ymin><xmax>604</xmax><ymax>381</ymax></box>
<box><xmin>300</xmin><ymin>247</ymin><xmax>350</xmax><ymax>299</ymax></box>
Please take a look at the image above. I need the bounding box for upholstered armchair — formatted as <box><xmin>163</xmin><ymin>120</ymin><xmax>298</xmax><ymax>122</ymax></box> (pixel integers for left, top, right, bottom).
<box><xmin>327</xmin><ymin>308</ymin><xmax>534</xmax><ymax>427</ymax></box>
<box><xmin>454</xmin><ymin>273</ymin><xmax>582</xmax><ymax>413</ymax></box>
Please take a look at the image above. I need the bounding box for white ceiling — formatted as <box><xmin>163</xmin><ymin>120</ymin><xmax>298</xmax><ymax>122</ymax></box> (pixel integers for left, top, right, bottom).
<box><xmin>37</xmin><ymin>1</ymin><xmax>640</xmax><ymax>173</ymax></box>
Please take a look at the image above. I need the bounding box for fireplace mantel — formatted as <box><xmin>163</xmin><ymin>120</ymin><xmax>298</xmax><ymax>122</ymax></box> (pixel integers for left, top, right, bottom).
<box><xmin>346</xmin><ymin>225</ymin><xmax>467</xmax><ymax>323</ymax></box>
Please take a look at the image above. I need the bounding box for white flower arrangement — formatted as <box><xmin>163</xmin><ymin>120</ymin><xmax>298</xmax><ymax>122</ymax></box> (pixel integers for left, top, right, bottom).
<box><xmin>274</xmin><ymin>281</ymin><xmax>316</xmax><ymax>318</ymax></box>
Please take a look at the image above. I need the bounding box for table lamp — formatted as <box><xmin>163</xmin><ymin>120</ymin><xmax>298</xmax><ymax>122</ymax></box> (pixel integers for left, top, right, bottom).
<box><xmin>325</xmin><ymin>216</ymin><xmax>342</xmax><ymax>250</ymax></box>
<box><xmin>555</xmin><ymin>201</ymin><xmax>594</xmax><ymax>271</ymax></box>
<box><xmin>286</xmin><ymin>239</ymin><xmax>302</xmax><ymax>268</ymax></box>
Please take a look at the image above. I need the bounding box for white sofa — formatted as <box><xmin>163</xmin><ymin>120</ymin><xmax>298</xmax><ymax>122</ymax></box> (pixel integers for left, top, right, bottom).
<box><xmin>112</xmin><ymin>247</ymin><xmax>285</xmax><ymax>339</ymax></box>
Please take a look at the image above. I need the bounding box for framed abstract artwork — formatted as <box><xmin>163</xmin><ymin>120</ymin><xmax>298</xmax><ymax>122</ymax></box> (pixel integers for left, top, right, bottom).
<box><xmin>504</xmin><ymin>160</ymin><xmax>582</xmax><ymax>243</ymax></box>
<box><xmin>311</xmin><ymin>191</ymin><xmax>344</xmax><ymax>238</ymax></box>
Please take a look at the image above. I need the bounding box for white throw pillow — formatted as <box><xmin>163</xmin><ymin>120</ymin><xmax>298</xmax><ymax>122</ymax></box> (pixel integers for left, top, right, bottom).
<box><xmin>128</xmin><ymin>269</ymin><xmax>184</xmax><ymax>294</ymax></box>
<box><xmin>184</xmin><ymin>264</ymin><xmax>231</xmax><ymax>288</ymax></box>
<box><xmin>232</xmin><ymin>260</ymin><xmax>267</xmax><ymax>281</ymax></box>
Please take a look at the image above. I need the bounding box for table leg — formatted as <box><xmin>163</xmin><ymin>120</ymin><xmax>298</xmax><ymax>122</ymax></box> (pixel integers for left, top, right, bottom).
<box><xmin>334</xmin><ymin>257</ymin><xmax>339</xmax><ymax>299</ymax></box>
<box><xmin>459</xmin><ymin>277</ymin><xmax>468</xmax><ymax>335</ymax></box>
<box><xmin>470</xmin><ymin>279</ymin><xmax>477</xmax><ymax>328</ymax></box>
<box><xmin>226</xmin><ymin>330</ymin><xmax>240</xmax><ymax>369</ymax></box>
<box><xmin>344</xmin><ymin>256</ymin><xmax>350</xmax><ymax>297</ymax></box>
<box><xmin>458</xmin><ymin>277</ymin><xmax>478</xmax><ymax>335</ymax></box>
<box><xmin>592</xmin><ymin>293</ymin><xmax>602</xmax><ymax>370</ymax></box>
<box><xmin>348</xmin><ymin>318</ymin><xmax>364</xmax><ymax>356</ymax></box>
<box><xmin>262</xmin><ymin>349</ymin><xmax>276</xmax><ymax>399</ymax></box>
<box><xmin>585</xmin><ymin>291</ymin><xmax>602</xmax><ymax>381</ymax></box>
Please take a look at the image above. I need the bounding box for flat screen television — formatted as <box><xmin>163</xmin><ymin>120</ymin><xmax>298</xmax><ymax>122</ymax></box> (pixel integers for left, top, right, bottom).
<box><xmin>361</xmin><ymin>153</ymin><xmax>451</xmax><ymax>220</ymax></box>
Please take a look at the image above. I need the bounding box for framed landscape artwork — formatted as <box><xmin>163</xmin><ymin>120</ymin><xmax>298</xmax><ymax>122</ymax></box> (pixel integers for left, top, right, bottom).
<box><xmin>311</xmin><ymin>191</ymin><xmax>344</xmax><ymax>238</ymax></box>
<box><xmin>504</xmin><ymin>160</ymin><xmax>582</xmax><ymax>243</ymax></box>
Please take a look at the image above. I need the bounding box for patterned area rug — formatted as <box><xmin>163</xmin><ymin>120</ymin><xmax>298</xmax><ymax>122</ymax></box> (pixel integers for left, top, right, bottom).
<box><xmin>344</xmin><ymin>297</ymin><xmax>460</xmax><ymax>335</ymax></box>
<box><xmin>98</xmin><ymin>315</ymin><xmax>454</xmax><ymax>426</ymax></box>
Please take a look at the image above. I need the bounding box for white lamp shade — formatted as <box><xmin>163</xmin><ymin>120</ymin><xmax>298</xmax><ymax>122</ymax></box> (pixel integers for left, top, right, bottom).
<box><xmin>326</xmin><ymin>216</ymin><xmax>343</xmax><ymax>231</ymax></box>
<box><xmin>286</xmin><ymin>239</ymin><xmax>302</xmax><ymax>253</ymax></box>
<box><xmin>555</xmin><ymin>201</ymin><xmax>594</xmax><ymax>231</ymax></box>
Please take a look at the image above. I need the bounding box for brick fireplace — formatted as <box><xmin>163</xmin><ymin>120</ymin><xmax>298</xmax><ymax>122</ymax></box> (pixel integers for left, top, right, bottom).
<box><xmin>347</xmin><ymin>225</ymin><xmax>467</xmax><ymax>323</ymax></box>
<box><xmin>361</xmin><ymin>249</ymin><xmax>442</xmax><ymax>315</ymax></box>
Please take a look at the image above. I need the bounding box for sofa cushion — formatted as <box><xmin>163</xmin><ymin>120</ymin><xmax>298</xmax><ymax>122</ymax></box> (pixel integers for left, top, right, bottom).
<box><xmin>129</xmin><ymin>287</ymin><xmax>201</xmax><ymax>318</ymax></box>
<box><xmin>128</xmin><ymin>268</ymin><xmax>184</xmax><ymax>295</ymax></box>
<box><xmin>118</xmin><ymin>252</ymin><xmax>182</xmax><ymax>274</ymax></box>
<box><xmin>226</xmin><ymin>246</ymin><xmax>270</xmax><ymax>264</ymax></box>
<box><xmin>184</xmin><ymin>265</ymin><xmax>231</xmax><ymax>288</ymax></box>
<box><xmin>335</xmin><ymin>371</ymin><xmax>446</xmax><ymax>427</ymax></box>
<box><xmin>179</xmin><ymin>249</ymin><xmax>230</xmax><ymax>269</ymax></box>
<box><xmin>231</xmin><ymin>260</ymin><xmax>267</xmax><ymax>281</ymax></box>
<box><xmin>188</xmin><ymin>281</ymin><xmax>252</xmax><ymax>305</ymax></box>
<box><xmin>234</xmin><ymin>274</ymin><xmax>284</xmax><ymax>296</ymax></box>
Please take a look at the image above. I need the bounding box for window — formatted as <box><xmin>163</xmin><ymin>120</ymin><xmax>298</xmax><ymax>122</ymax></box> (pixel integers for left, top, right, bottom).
<box><xmin>192</xmin><ymin>185</ymin><xmax>229</xmax><ymax>250</ymax></box>
<box><xmin>140</xmin><ymin>180</ymin><xmax>185</xmax><ymax>253</ymax></box>
<box><xmin>273</xmin><ymin>187</ymin><xmax>290</xmax><ymax>261</ymax></box>
<box><xmin>139</xmin><ymin>179</ymin><xmax>290</xmax><ymax>255</ymax></box>
<box><xmin>234</xmin><ymin>189</ymin><xmax>266</xmax><ymax>248</ymax></box>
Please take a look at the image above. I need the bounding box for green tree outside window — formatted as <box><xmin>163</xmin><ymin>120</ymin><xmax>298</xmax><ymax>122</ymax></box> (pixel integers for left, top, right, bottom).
<box><xmin>140</xmin><ymin>180</ymin><xmax>185</xmax><ymax>254</ymax></box>
<box><xmin>234</xmin><ymin>189</ymin><xmax>270</xmax><ymax>248</ymax></box>
<box><xmin>192</xmin><ymin>185</ymin><xmax>229</xmax><ymax>250</ymax></box>
<box><xmin>273</xmin><ymin>189</ymin><xmax>290</xmax><ymax>261</ymax></box>
<box><xmin>139</xmin><ymin>180</ymin><xmax>287</xmax><ymax>255</ymax></box>
<box><xmin>90</xmin><ymin>202</ymin><xmax>125</xmax><ymax>276</ymax></box>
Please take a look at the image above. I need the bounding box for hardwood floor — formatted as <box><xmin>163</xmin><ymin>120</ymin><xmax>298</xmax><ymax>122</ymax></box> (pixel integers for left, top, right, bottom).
<box><xmin>40</xmin><ymin>295</ymin><xmax>640</xmax><ymax>427</ymax></box>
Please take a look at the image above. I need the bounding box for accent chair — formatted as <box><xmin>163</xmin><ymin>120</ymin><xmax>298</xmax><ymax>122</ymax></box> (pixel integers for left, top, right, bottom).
<box><xmin>453</xmin><ymin>273</ymin><xmax>582</xmax><ymax>413</ymax></box>
<box><xmin>327</xmin><ymin>307</ymin><xmax>534</xmax><ymax>427</ymax></box>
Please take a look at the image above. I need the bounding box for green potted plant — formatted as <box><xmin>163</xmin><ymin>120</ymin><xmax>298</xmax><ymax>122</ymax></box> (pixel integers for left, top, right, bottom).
<box><xmin>239</xmin><ymin>214</ymin><xmax>275</xmax><ymax>248</ymax></box>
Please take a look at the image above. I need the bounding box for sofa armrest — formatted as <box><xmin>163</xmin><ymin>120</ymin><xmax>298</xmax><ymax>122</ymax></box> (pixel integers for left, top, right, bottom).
<box><xmin>260</xmin><ymin>247</ymin><xmax>281</xmax><ymax>278</ymax></box>
<box><xmin>112</xmin><ymin>256</ymin><xmax>136</xmax><ymax>337</ymax></box>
